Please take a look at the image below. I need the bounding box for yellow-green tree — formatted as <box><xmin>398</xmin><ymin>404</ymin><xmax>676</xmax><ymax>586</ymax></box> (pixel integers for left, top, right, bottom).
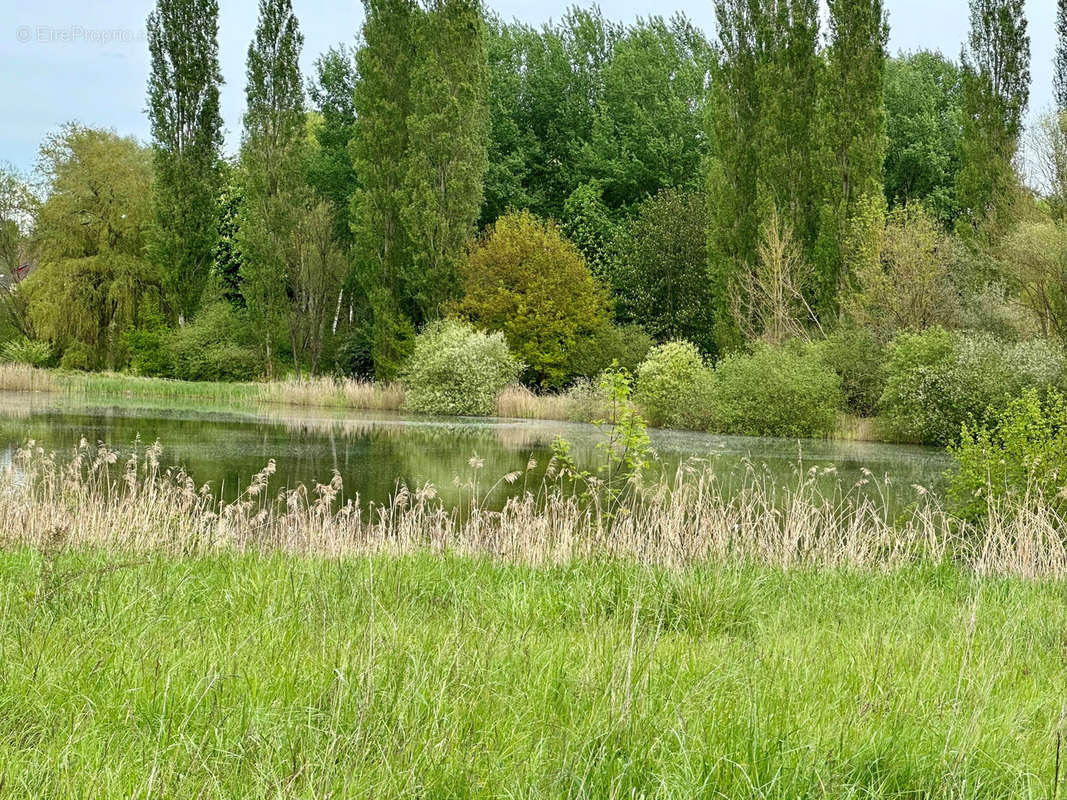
<box><xmin>454</xmin><ymin>211</ymin><xmax>610</xmax><ymax>388</ymax></box>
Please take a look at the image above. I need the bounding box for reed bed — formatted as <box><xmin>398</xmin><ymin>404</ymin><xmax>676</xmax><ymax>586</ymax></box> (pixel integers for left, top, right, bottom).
<box><xmin>0</xmin><ymin>362</ymin><xmax>58</xmax><ymax>392</ymax></box>
<box><xmin>494</xmin><ymin>384</ymin><xmax>575</xmax><ymax>420</ymax></box>
<box><xmin>5</xmin><ymin>438</ymin><xmax>1065</xmax><ymax>580</ymax></box>
<box><xmin>258</xmin><ymin>375</ymin><xmax>405</xmax><ymax>410</ymax></box>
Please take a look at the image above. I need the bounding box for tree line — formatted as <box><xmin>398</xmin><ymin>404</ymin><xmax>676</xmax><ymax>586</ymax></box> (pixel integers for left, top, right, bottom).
<box><xmin>0</xmin><ymin>0</ymin><xmax>1064</xmax><ymax>390</ymax></box>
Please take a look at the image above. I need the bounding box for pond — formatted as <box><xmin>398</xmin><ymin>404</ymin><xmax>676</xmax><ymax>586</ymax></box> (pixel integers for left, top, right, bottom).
<box><xmin>0</xmin><ymin>391</ymin><xmax>952</xmax><ymax>511</ymax></box>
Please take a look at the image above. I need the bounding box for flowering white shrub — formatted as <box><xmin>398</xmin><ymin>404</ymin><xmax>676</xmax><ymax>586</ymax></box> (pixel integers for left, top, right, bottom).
<box><xmin>401</xmin><ymin>319</ymin><xmax>521</xmax><ymax>416</ymax></box>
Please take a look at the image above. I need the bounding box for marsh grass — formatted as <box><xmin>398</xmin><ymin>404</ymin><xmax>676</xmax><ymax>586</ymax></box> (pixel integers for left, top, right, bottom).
<box><xmin>0</xmin><ymin>366</ymin><xmax>906</xmax><ymax>442</ymax></box>
<box><xmin>5</xmin><ymin>438</ymin><xmax>1066</xmax><ymax>579</ymax></box>
<box><xmin>832</xmin><ymin>413</ymin><xmax>885</xmax><ymax>442</ymax></box>
<box><xmin>259</xmin><ymin>375</ymin><xmax>405</xmax><ymax>410</ymax></box>
<box><xmin>3</xmin><ymin>440</ymin><xmax>1067</xmax><ymax>796</ymax></box>
<box><xmin>495</xmin><ymin>384</ymin><xmax>575</xmax><ymax>420</ymax></box>
<box><xmin>0</xmin><ymin>362</ymin><xmax>57</xmax><ymax>392</ymax></box>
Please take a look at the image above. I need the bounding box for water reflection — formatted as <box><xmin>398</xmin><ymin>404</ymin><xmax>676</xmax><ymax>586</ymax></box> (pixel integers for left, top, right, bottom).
<box><xmin>0</xmin><ymin>391</ymin><xmax>952</xmax><ymax>510</ymax></box>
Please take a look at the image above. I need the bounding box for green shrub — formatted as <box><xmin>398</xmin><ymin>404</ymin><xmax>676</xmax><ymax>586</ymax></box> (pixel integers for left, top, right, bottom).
<box><xmin>567</xmin><ymin>324</ymin><xmax>653</xmax><ymax>381</ymax></box>
<box><xmin>880</xmin><ymin>329</ymin><xmax>1066</xmax><ymax>445</ymax></box>
<box><xmin>878</xmin><ymin>328</ymin><xmax>956</xmax><ymax>443</ymax></box>
<box><xmin>59</xmin><ymin>341</ymin><xmax>97</xmax><ymax>371</ymax></box>
<box><xmin>368</xmin><ymin>306</ymin><xmax>415</xmax><ymax>382</ymax></box>
<box><xmin>334</xmin><ymin>326</ymin><xmax>375</xmax><ymax>379</ymax></box>
<box><xmin>949</xmin><ymin>389</ymin><xmax>1067</xmax><ymax>522</ymax></box>
<box><xmin>124</xmin><ymin>328</ymin><xmax>173</xmax><ymax>377</ymax></box>
<box><xmin>401</xmin><ymin>319</ymin><xmax>521</xmax><ymax>416</ymax></box>
<box><xmin>635</xmin><ymin>340</ymin><xmax>714</xmax><ymax>429</ymax></box>
<box><xmin>708</xmin><ymin>345</ymin><xmax>843</xmax><ymax>438</ymax></box>
<box><xmin>562</xmin><ymin>378</ymin><xmax>609</xmax><ymax>423</ymax></box>
<box><xmin>816</xmin><ymin>328</ymin><xmax>885</xmax><ymax>416</ymax></box>
<box><xmin>168</xmin><ymin>302</ymin><xmax>262</xmax><ymax>382</ymax></box>
<box><xmin>0</xmin><ymin>337</ymin><xmax>53</xmax><ymax>367</ymax></box>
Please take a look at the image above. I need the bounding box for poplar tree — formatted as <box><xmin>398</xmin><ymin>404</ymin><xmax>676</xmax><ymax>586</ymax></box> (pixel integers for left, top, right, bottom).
<box><xmin>706</xmin><ymin>0</ymin><xmax>760</xmax><ymax>351</ymax></box>
<box><xmin>707</xmin><ymin>0</ymin><xmax>822</xmax><ymax>350</ymax></box>
<box><xmin>146</xmin><ymin>0</ymin><xmax>224</xmax><ymax>324</ymax></box>
<box><xmin>757</xmin><ymin>0</ymin><xmax>821</xmax><ymax>254</ymax></box>
<box><xmin>817</xmin><ymin>0</ymin><xmax>888</xmax><ymax>314</ymax></box>
<box><xmin>1056</xmin><ymin>0</ymin><xmax>1067</xmax><ymax>111</ymax></box>
<box><xmin>403</xmin><ymin>0</ymin><xmax>489</xmax><ymax>319</ymax></box>
<box><xmin>351</xmin><ymin>0</ymin><xmax>419</xmax><ymax>377</ymax></box>
<box><xmin>351</xmin><ymin>0</ymin><xmax>489</xmax><ymax>377</ymax></box>
<box><xmin>955</xmin><ymin>0</ymin><xmax>1029</xmax><ymax>229</ymax></box>
<box><xmin>237</xmin><ymin>0</ymin><xmax>307</xmax><ymax>376</ymax></box>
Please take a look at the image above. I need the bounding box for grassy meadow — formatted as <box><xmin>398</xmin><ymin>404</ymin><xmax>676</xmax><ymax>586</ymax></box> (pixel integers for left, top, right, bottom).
<box><xmin>0</xmin><ymin>440</ymin><xmax>1065</xmax><ymax>796</ymax></box>
<box><xmin>5</xmin><ymin>549</ymin><xmax>1067</xmax><ymax>798</ymax></box>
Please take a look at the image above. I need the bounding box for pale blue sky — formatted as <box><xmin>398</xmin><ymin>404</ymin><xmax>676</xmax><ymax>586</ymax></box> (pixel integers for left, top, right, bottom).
<box><xmin>1</xmin><ymin>0</ymin><xmax>1057</xmax><ymax>175</ymax></box>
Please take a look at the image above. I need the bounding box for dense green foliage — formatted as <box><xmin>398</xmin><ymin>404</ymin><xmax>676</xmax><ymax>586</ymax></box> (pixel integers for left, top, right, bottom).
<box><xmin>25</xmin><ymin>127</ymin><xmax>161</xmax><ymax>370</ymax></box>
<box><xmin>11</xmin><ymin>0</ymin><xmax>1067</xmax><ymax>459</ymax></box>
<box><xmin>883</xmin><ymin>51</ymin><xmax>963</xmax><ymax>222</ymax></box>
<box><xmin>610</xmin><ymin>189</ymin><xmax>715</xmax><ymax>355</ymax></box>
<box><xmin>815</xmin><ymin>327</ymin><xmax>886</xmax><ymax>417</ymax></box>
<box><xmin>949</xmin><ymin>389</ymin><xmax>1067</xmax><ymax>521</ymax></box>
<box><xmin>955</xmin><ymin>0</ymin><xmax>1030</xmax><ymax>231</ymax></box>
<box><xmin>880</xmin><ymin>328</ymin><xmax>1065</xmax><ymax>445</ymax></box>
<box><xmin>237</xmin><ymin>0</ymin><xmax>309</xmax><ymax>377</ymax></box>
<box><xmin>0</xmin><ymin>337</ymin><xmax>53</xmax><ymax>367</ymax></box>
<box><xmin>401</xmin><ymin>318</ymin><xmax>520</xmax><ymax>416</ymax></box>
<box><xmin>708</xmin><ymin>345</ymin><xmax>844</xmax><ymax>438</ymax></box>
<box><xmin>482</xmin><ymin>11</ymin><xmax>709</xmax><ymax>224</ymax></box>
<box><xmin>351</xmin><ymin>0</ymin><xmax>488</xmax><ymax>370</ymax></box>
<box><xmin>146</xmin><ymin>0</ymin><xmax>224</xmax><ymax>322</ymax></box>
<box><xmin>565</xmin><ymin>323</ymin><xmax>653</xmax><ymax>382</ymax></box>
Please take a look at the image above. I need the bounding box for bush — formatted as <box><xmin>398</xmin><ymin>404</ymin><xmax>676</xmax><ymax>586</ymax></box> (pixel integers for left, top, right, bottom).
<box><xmin>880</xmin><ymin>328</ymin><xmax>1067</xmax><ymax>445</ymax></box>
<box><xmin>816</xmin><ymin>328</ymin><xmax>886</xmax><ymax>417</ymax></box>
<box><xmin>708</xmin><ymin>345</ymin><xmax>843</xmax><ymax>438</ymax></box>
<box><xmin>0</xmin><ymin>337</ymin><xmax>53</xmax><ymax>367</ymax></box>
<box><xmin>609</xmin><ymin>188</ymin><xmax>716</xmax><ymax>356</ymax></box>
<box><xmin>401</xmin><ymin>319</ymin><xmax>521</xmax><ymax>416</ymax></box>
<box><xmin>124</xmin><ymin>328</ymin><xmax>173</xmax><ymax>377</ymax></box>
<box><xmin>167</xmin><ymin>302</ymin><xmax>262</xmax><ymax>382</ymax></box>
<box><xmin>566</xmin><ymin>324</ymin><xmax>653</xmax><ymax>381</ymax></box>
<box><xmin>949</xmin><ymin>389</ymin><xmax>1067</xmax><ymax>522</ymax></box>
<box><xmin>333</xmin><ymin>327</ymin><xmax>375</xmax><ymax>379</ymax></box>
<box><xmin>635</xmin><ymin>340</ymin><xmax>714</xmax><ymax>429</ymax></box>
<box><xmin>59</xmin><ymin>341</ymin><xmax>97</xmax><ymax>371</ymax></box>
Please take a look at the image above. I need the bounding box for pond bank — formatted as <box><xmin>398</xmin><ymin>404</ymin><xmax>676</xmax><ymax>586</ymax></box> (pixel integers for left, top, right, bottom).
<box><xmin>0</xmin><ymin>363</ymin><xmax>897</xmax><ymax>442</ymax></box>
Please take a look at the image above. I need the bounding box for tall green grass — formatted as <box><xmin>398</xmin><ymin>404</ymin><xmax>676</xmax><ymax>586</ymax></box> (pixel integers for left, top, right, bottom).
<box><xmin>2</xmin><ymin>549</ymin><xmax>1065</xmax><ymax>798</ymax></box>
<box><xmin>0</xmin><ymin>363</ymin><xmax>401</xmax><ymax>410</ymax></box>
<box><xmin>2</xmin><ymin>440</ymin><xmax>1067</xmax><ymax>795</ymax></box>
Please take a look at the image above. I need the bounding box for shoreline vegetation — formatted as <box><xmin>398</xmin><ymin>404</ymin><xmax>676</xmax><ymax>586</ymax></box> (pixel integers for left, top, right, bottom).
<box><xmin>4</xmin><ymin>438</ymin><xmax>1063</xmax><ymax>578</ymax></box>
<box><xmin>0</xmin><ymin>362</ymin><xmax>889</xmax><ymax>442</ymax></box>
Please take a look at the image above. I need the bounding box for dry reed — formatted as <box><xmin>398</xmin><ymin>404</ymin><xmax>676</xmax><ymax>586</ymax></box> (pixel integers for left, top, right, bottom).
<box><xmin>0</xmin><ymin>363</ymin><xmax>57</xmax><ymax>392</ymax></box>
<box><xmin>5</xmin><ymin>439</ymin><xmax>1065</xmax><ymax>580</ymax></box>
<box><xmin>494</xmin><ymin>385</ymin><xmax>574</xmax><ymax>420</ymax></box>
<box><xmin>258</xmin><ymin>376</ymin><xmax>405</xmax><ymax>411</ymax></box>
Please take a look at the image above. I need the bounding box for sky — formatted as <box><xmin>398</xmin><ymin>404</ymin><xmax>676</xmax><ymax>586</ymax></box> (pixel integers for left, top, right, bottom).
<box><xmin>0</xmin><ymin>0</ymin><xmax>1058</xmax><ymax>177</ymax></box>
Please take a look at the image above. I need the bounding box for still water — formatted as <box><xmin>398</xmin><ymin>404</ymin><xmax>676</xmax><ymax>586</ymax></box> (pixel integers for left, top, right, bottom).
<box><xmin>0</xmin><ymin>391</ymin><xmax>952</xmax><ymax>509</ymax></box>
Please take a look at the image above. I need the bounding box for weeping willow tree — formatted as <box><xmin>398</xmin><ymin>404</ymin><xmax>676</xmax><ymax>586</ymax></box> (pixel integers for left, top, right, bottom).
<box><xmin>25</xmin><ymin>125</ymin><xmax>162</xmax><ymax>369</ymax></box>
